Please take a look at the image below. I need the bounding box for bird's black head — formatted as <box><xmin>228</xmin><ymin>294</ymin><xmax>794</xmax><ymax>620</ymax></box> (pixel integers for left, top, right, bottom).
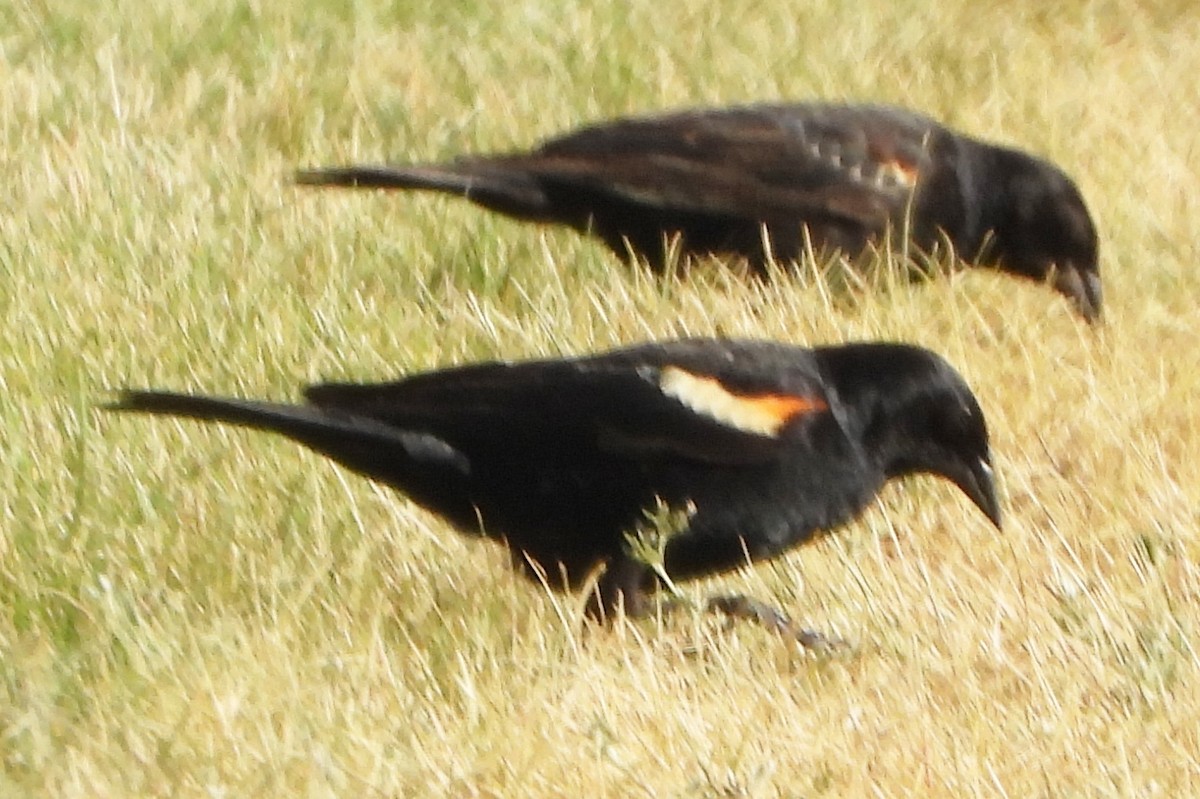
<box><xmin>986</xmin><ymin>148</ymin><xmax>1101</xmax><ymax>322</ymax></box>
<box><xmin>822</xmin><ymin>344</ymin><xmax>1002</xmax><ymax>529</ymax></box>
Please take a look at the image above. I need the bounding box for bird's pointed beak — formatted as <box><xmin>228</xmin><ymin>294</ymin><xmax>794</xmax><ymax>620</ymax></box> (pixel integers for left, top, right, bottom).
<box><xmin>958</xmin><ymin>456</ymin><xmax>1002</xmax><ymax>530</ymax></box>
<box><xmin>1052</xmin><ymin>264</ymin><xmax>1103</xmax><ymax>324</ymax></box>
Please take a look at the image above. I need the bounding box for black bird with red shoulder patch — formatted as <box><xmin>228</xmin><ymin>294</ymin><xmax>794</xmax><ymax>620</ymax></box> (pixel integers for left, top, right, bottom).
<box><xmin>296</xmin><ymin>103</ymin><xmax>1101</xmax><ymax>321</ymax></box>
<box><xmin>106</xmin><ymin>339</ymin><xmax>1001</xmax><ymax>638</ymax></box>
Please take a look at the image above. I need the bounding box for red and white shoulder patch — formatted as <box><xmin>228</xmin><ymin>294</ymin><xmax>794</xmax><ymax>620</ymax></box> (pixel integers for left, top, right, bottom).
<box><xmin>658</xmin><ymin>366</ymin><xmax>827</xmax><ymax>436</ymax></box>
<box><xmin>872</xmin><ymin>158</ymin><xmax>919</xmax><ymax>190</ymax></box>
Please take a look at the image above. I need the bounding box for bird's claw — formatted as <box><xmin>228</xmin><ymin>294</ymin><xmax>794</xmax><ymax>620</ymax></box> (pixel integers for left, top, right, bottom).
<box><xmin>706</xmin><ymin>594</ymin><xmax>846</xmax><ymax>650</ymax></box>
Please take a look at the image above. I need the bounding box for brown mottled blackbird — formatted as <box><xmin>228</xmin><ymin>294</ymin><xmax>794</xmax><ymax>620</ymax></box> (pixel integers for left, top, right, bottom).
<box><xmin>296</xmin><ymin>103</ymin><xmax>1101</xmax><ymax>321</ymax></box>
<box><xmin>106</xmin><ymin>339</ymin><xmax>1001</xmax><ymax>637</ymax></box>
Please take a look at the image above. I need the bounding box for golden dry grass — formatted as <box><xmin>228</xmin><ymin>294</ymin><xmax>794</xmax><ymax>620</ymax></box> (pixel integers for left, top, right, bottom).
<box><xmin>3</xmin><ymin>0</ymin><xmax>1200</xmax><ymax>795</ymax></box>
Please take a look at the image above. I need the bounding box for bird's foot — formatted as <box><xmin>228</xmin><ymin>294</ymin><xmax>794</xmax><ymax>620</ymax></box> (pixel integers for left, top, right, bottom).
<box><xmin>705</xmin><ymin>594</ymin><xmax>846</xmax><ymax>650</ymax></box>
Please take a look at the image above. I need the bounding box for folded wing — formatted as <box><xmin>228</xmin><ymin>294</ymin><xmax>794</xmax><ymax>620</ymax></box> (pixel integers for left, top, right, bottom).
<box><xmin>305</xmin><ymin>341</ymin><xmax>833</xmax><ymax>466</ymax></box>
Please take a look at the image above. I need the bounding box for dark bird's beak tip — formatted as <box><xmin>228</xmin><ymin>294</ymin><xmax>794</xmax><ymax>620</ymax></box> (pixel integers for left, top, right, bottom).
<box><xmin>1053</xmin><ymin>264</ymin><xmax>1103</xmax><ymax>324</ymax></box>
<box><xmin>976</xmin><ymin>495</ymin><xmax>1002</xmax><ymax>532</ymax></box>
<box><xmin>1073</xmin><ymin>273</ymin><xmax>1103</xmax><ymax>325</ymax></box>
<box><xmin>1080</xmin><ymin>271</ymin><xmax>1104</xmax><ymax>325</ymax></box>
<box><xmin>966</xmin><ymin>457</ymin><xmax>1002</xmax><ymax>531</ymax></box>
<box><xmin>973</xmin><ymin>488</ymin><xmax>1002</xmax><ymax>531</ymax></box>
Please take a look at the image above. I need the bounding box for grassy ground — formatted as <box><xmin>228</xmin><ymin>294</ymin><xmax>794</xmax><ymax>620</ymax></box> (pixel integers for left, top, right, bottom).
<box><xmin>4</xmin><ymin>0</ymin><xmax>1200</xmax><ymax>795</ymax></box>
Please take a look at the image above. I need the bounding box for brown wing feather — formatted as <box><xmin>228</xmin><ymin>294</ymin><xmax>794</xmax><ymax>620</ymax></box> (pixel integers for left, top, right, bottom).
<box><xmin>501</xmin><ymin>104</ymin><xmax>936</xmax><ymax>228</ymax></box>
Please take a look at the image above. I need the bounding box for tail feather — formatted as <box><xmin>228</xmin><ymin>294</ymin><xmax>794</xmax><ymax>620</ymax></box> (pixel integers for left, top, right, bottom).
<box><xmin>104</xmin><ymin>390</ymin><xmax>470</xmax><ymax>483</ymax></box>
<box><xmin>107</xmin><ymin>390</ymin><xmax>331</xmax><ymax>434</ymax></box>
<box><xmin>293</xmin><ymin>163</ymin><xmax>550</xmax><ymax>217</ymax></box>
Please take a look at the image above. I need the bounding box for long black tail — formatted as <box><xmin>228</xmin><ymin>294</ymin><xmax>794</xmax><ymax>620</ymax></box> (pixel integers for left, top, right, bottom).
<box><xmin>105</xmin><ymin>390</ymin><xmax>471</xmax><ymax>498</ymax></box>
<box><xmin>107</xmin><ymin>390</ymin><xmax>387</xmax><ymax>443</ymax></box>
<box><xmin>293</xmin><ymin>163</ymin><xmax>551</xmax><ymax>218</ymax></box>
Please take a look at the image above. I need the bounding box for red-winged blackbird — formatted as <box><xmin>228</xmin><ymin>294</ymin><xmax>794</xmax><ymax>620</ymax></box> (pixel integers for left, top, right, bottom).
<box><xmin>106</xmin><ymin>339</ymin><xmax>1001</xmax><ymax>636</ymax></box>
<box><xmin>296</xmin><ymin>103</ymin><xmax>1101</xmax><ymax>321</ymax></box>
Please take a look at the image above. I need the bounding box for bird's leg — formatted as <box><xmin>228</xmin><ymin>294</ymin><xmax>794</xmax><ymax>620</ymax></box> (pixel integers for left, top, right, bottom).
<box><xmin>619</xmin><ymin>499</ymin><xmax>843</xmax><ymax>649</ymax></box>
<box><xmin>586</xmin><ymin>556</ymin><xmax>651</xmax><ymax>623</ymax></box>
<box><xmin>590</xmin><ymin>562</ymin><xmax>844</xmax><ymax>650</ymax></box>
<box><xmin>705</xmin><ymin>594</ymin><xmax>846</xmax><ymax>650</ymax></box>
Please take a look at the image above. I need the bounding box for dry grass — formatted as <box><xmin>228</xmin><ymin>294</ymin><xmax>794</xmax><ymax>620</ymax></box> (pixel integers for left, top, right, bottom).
<box><xmin>3</xmin><ymin>0</ymin><xmax>1200</xmax><ymax>795</ymax></box>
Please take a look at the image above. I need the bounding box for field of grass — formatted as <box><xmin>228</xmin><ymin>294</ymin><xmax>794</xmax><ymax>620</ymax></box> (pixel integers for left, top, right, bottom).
<box><xmin>4</xmin><ymin>0</ymin><xmax>1200</xmax><ymax>795</ymax></box>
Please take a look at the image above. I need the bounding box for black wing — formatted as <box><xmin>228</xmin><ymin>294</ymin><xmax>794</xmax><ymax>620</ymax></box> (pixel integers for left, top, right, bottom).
<box><xmin>297</xmin><ymin>104</ymin><xmax>941</xmax><ymax>237</ymax></box>
<box><xmin>305</xmin><ymin>339</ymin><xmax>834</xmax><ymax>466</ymax></box>
<box><xmin>498</xmin><ymin>103</ymin><xmax>939</xmax><ymax>229</ymax></box>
